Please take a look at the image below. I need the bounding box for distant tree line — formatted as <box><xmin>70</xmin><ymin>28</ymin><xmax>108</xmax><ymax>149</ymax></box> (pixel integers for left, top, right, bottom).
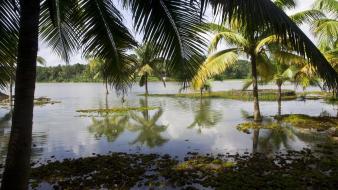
<box><xmin>36</xmin><ymin>61</ymin><xmax>251</xmax><ymax>82</ymax></box>
<box><xmin>37</xmin><ymin>64</ymin><xmax>99</xmax><ymax>82</ymax></box>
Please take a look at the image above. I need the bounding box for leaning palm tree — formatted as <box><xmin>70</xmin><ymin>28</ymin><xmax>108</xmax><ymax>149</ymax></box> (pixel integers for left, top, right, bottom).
<box><xmin>132</xmin><ymin>43</ymin><xmax>167</xmax><ymax>95</ymax></box>
<box><xmin>2</xmin><ymin>0</ymin><xmax>338</xmax><ymax>189</ymax></box>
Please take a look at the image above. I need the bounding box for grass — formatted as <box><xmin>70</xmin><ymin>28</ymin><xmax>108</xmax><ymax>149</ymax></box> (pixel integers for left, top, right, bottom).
<box><xmin>29</xmin><ymin>146</ymin><xmax>338</xmax><ymax>189</ymax></box>
<box><xmin>277</xmin><ymin>114</ymin><xmax>338</xmax><ymax>130</ymax></box>
<box><xmin>146</xmin><ymin>89</ymin><xmax>297</xmax><ymax>101</ymax></box>
<box><xmin>76</xmin><ymin>106</ymin><xmax>159</xmax><ymax>115</ymax></box>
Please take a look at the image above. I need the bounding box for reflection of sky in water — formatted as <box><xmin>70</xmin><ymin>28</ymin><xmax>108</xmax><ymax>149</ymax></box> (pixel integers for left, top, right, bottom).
<box><xmin>0</xmin><ymin>81</ymin><xmax>336</xmax><ymax>162</ymax></box>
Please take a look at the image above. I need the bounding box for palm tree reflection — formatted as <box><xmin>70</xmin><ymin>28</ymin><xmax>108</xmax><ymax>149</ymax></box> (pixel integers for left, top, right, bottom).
<box><xmin>128</xmin><ymin>98</ymin><xmax>168</xmax><ymax>148</ymax></box>
<box><xmin>187</xmin><ymin>99</ymin><xmax>221</xmax><ymax>134</ymax></box>
<box><xmin>88</xmin><ymin>116</ymin><xmax>129</xmax><ymax>142</ymax></box>
<box><xmin>88</xmin><ymin>97</ymin><xmax>168</xmax><ymax>148</ymax></box>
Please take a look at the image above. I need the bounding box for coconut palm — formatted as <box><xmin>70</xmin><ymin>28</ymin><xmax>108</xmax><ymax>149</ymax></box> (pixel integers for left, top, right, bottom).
<box><xmin>2</xmin><ymin>0</ymin><xmax>338</xmax><ymax>188</ymax></box>
<box><xmin>132</xmin><ymin>43</ymin><xmax>167</xmax><ymax>95</ymax></box>
<box><xmin>193</xmin><ymin>0</ymin><xmax>327</xmax><ymax>121</ymax></box>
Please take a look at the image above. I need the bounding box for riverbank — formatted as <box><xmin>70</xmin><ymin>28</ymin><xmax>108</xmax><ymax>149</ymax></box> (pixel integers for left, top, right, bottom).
<box><xmin>29</xmin><ymin>144</ymin><xmax>338</xmax><ymax>189</ymax></box>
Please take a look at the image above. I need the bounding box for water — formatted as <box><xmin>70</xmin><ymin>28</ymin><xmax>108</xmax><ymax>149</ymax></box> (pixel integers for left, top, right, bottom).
<box><xmin>0</xmin><ymin>81</ymin><xmax>336</xmax><ymax>163</ymax></box>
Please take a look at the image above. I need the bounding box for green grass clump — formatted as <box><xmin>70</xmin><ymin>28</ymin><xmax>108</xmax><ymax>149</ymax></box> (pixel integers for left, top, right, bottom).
<box><xmin>34</xmin><ymin>97</ymin><xmax>61</xmax><ymax>106</ymax></box>
<box><xmin>278</xmin><ymin>114</ymin><xmax>338</xmax><ymax>130</ymax></box>
<box><xmin>77</xmin><ymin>106</ymin><xmax>159</xmax><ymax>114</ymax></box>
<box><xmin>146</xmin><ymin>89</ymin><xmax>297</xmax><ymax>101</ymax></box>
<box><xmin>237</xmin><ymin>121</ymin><xmax>280</xmax><ymax>133</ymax></box>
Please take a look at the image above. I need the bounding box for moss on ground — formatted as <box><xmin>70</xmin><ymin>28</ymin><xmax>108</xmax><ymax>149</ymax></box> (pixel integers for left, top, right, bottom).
<box><xmin>29</xmin><ymin>146</ymin><xmax>338</xmax><ymax>189</ymax></box>
<box><xmin>146</xmin><ymin>89</ymin><xmax>297</xmax><ymax>101</ymax></box>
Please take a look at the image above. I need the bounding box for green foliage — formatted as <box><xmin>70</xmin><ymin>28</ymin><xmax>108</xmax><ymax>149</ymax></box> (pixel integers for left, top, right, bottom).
<box><xmin>214</xmin><ymin>60</ymin><xmax>251</xmax><ymax>80</ymax></box>
<box><xmin>36</xmin><ymin>64</ymin><xmax>98</xmax><ymax>82</ymax></box>
<box><xmin>147</xmin><ymin>89</ymin><xmax>297</xmax><ymax>101</ymax></box>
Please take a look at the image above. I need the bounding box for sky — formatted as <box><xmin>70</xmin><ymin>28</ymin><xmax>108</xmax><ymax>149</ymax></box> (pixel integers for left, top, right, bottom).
<box><xmin>38</xmin><ymin>0</ymin><xmax>316</xmax><ymax>66</ymax></box>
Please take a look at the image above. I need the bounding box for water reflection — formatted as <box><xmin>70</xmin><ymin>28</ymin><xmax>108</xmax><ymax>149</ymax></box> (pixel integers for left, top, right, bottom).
<box><xmin>0</xmin><ymin>111</ymin><xmax>47</xmax><ymax>164</ymax></box>
<box><xmin>0</xmin><ymin>111</ymin><xmax>11</xmax><ymax>163</ymax></box>
<box><xmin>88</xmin><ymin>98</ymin><xmax>168</xmax><ymax>148</ymax></box>
<box><xmin>187</xmin><ymin>99</ymin><xmax>222</xmax><ymax>134</ymax></box>
<box><xmin>88</xmin><ymin>116</ymin><xmax>128</xmax><ymax>142</ymax></box>
<box><xmin>247</xmin><ymin>118</ymin><xmax>334</xmax><ymax>155</ymax></box>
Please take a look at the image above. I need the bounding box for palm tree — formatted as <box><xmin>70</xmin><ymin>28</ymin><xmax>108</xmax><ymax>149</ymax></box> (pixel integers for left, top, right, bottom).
<box><xmin>1</xmin><ymin>0</ymin><xmax>338</xmax><ymax>188</ymax></box>
<box><xmin>132</xmin><ymin>43</ymin><xmax>167</xmax><ymax>95</ymax></box>
<box><xmin>85</xmin><ymin>54</ymin><xmax>136</xmax><ymax>96</ymax></box>
<box><xmin>193</xmin><ymin>0</ymin><xmax>328</xmax><ymax>121</ymax></box>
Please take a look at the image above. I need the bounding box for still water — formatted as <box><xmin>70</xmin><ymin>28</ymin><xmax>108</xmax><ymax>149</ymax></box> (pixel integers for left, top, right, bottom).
<box><xmin>0</xmin><ymin>81</ymin><xmax>336</xmax><ymax>163</ymax></box>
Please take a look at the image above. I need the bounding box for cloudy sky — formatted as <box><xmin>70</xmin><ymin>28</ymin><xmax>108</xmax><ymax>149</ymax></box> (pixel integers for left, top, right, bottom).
<box><xmin>38</xmin><ymin>0</ymin><xmax>316</xmax><ymax>66</ymax></box>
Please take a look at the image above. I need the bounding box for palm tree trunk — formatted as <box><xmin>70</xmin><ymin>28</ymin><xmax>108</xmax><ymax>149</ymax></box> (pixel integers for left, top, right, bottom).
<box><xmin>9</xmin><ymin>77</ymin><xmax>13</xmax><ymax>108</ymax></box>
<box><xmin>145</xmin><ymin>74</ymin><xmax>149</xmax><ymax>95</ymax></box>
<box><xmin>277</xmin><ymin>82</ymin><xmax>282</xmax><ymax>116</ymax></box>
<box><xmin>105</xmin><ymin>79</ymin><xmax>109</xmax><ymax>94</ymax></box>
<box><xmin>251</xmin><ymin>54</ymin><xmax>262</xmax><ymax>122</ymax></box>
<box><xmin>252</xmin><ymin>129</ymin><xmax>260</xmax><ymax>154</ymax></box>
<box><xmin>1</xmin><ymin>0</ymin><xmax>40</xmax><ymax>189</ymax></box>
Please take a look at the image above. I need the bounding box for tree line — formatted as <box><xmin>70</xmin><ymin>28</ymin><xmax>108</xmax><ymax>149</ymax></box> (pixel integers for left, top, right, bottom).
<box><xmin>36</xmin><ymin>61</ymin><xmax>251</xmax><ymax>82</ymax></box>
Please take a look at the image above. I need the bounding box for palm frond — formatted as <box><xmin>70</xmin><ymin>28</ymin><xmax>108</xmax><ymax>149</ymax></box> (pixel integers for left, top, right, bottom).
<box><xmin>273</xmin><ymin>0</ymin><xmax>296</xmax><ymax>10</ymax></box>
<box><xmin>40</xmin><ymin>0</ymin><xmax>80</xmax><ymax>63</ymax></box>
<box><xmin>0</xmin><ymin>0</ymin><xmax>19</xmax><ymax>88</ymax></box>
<box><xmin>255</xmin><ymin>35</ymin><xmax>280</xmax><ymax>54</ymax></box>
<box><xmin>290</xmin><ymin>9</ymin><xmax>325</xmax><ymax>25</ymax></box>
<box><xmin>203</xmin><ymin>0</ymin><xmax>338</xmax><ymax>90</ymax></box>
<box><xmin>311</xmin><ymin>18</ymin><xmax>338</xmax><ymax>50</ymax></box>
<box><xmin>124</xmin><ymin>0</ymin><xmax>207</xmax><ymax>81</ymax></box>
<box><xmin>208</xmin><ymin>28</ymin><xmax>248</xmax><ymax>52</ymax></box>
<box><xmin>76</xmin><ymin>0</ymin><xmax>137</xmax><ymax>94</ymax></box>
<box><xmin>313</xmin><ymin>0</ymin><xmax>338</xmax><ymax>19</ymax></box>
<box><xmin>192</xmin><ymin>48</ymin><xmax>238</xmax><ymax>89</ymax></box>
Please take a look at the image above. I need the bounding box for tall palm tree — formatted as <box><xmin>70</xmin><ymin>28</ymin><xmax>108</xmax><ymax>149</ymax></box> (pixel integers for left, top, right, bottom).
<box><xmin>193</xmin><ymin>0</ymin><xmax>327</xmax><ymax>121</ymax></box>
<box><xmin>1</xmin><ymin>0</ymin><xmax>338</xmax><ymax>188</ymax></box>
<box><xmin>132</xmin><ymin>43</ymin><xmax>167</xmax><ymax>95</ymax></box>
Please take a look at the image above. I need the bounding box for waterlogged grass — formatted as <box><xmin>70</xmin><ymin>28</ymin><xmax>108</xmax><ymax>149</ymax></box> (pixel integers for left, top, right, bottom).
<box><xmin>278</xmin><ymin>114</ymin><xmax>338</xmax><ymax>130</ymax></box>
<box><xmin>146</xmin><ymin>89</ymin><xmax>297</xmax><ymax>101</ymax></box>
<box><xmin>0</xmin><ymin>96</ymin><xmax>61</xmax><ymax>107</ymax></box>
<box><xmin>34</xmin><ymin>97</ymin><xmax>61</xmax><ymax>106</ymax></box>
<box><xmin>30</xmin><ymin>147</ymin><xmax>338</xmax><ymax>189</ymax></box>
<box><xmin>237</xmin><ymin>121</ymin><xmax>280</xmax><ymax>133</ymax></box>
<box><xmin>76</xmin><ymin>106</ymin><xmax>159</xmax><ymax>115</ymax></box>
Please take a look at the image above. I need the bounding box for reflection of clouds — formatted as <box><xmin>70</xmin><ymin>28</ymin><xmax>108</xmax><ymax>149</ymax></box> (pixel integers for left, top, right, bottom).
<box><xmin>25</xmin><ymin>82</ymin><xmax>338</xmax><ymax>161</ymax></box>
